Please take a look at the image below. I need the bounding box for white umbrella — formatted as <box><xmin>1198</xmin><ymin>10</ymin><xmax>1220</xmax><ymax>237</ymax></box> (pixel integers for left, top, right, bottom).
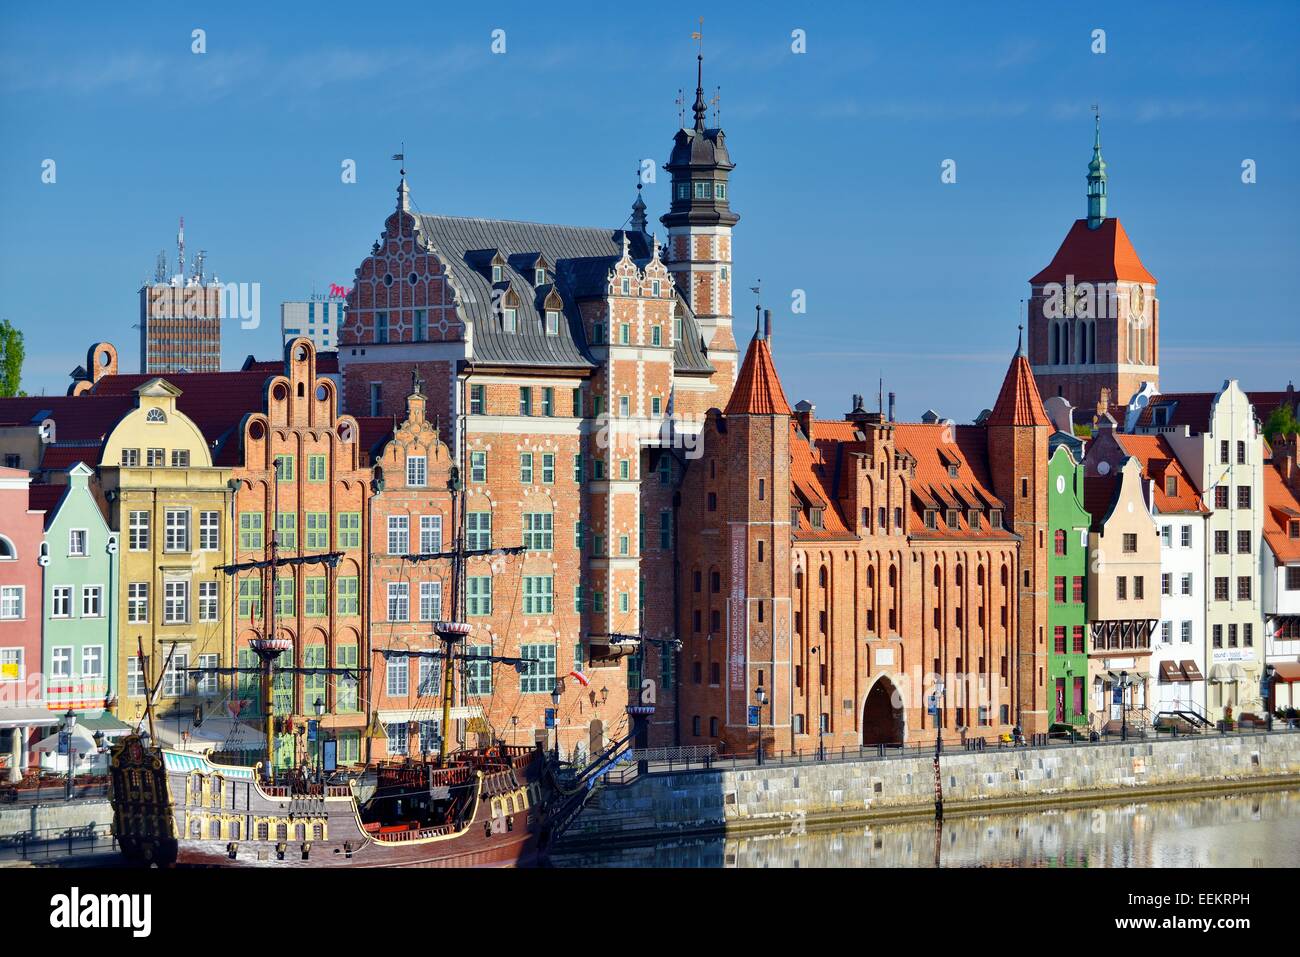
<box><xmin>32</xmin><ymin>724</ymin><xmax>99</xmax><ymax>753</ymax></box>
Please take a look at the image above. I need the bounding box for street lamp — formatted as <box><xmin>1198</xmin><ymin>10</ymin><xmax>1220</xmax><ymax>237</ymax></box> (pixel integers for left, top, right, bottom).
<box><xmin>754</xmin><ymin>684</ymin><xmax>767</xmax><ymax>766</ymax></box>
<box><xmin>1263</xmin><ymin>665</ymin><xmax>1276</xmax><ymax>733</ymax></box>
<box><xmin>551</xmin><ymin>681</ymin><xmax>563</xmax><ymax>762</ymax></box>
<box><xmin>313</xmin><ymin>697</ymin><xmax>326</xmax><ymax>783</ymax></box>
<box><xmin>1120</xmin><ymin>670</ymin><xmax>1129</xmax><ymax>741</ymax></box>
<box><xmin>62</xmin><ymin>709</ymin><xmax>77</xmax><ymax>800</ymax></box>
<box><xmin>933</xmin><ymin>679</ymin><xmax>945</xmax><ymax>757</ymax></box>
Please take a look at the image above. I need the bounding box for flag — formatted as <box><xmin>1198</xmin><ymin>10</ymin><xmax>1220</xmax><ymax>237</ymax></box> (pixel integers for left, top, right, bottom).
<box><xmin>568</xmin><ymin>669</ymin><xmax>590</xmax><ymax>688</ymax></box>
<box><xmin>391</xmin><ymin>153</ymin><xmax>405</xmax><ymax>161</ymax></box>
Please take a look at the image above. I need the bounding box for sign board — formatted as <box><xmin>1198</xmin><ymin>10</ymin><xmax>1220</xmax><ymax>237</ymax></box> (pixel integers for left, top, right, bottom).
<box><xmin>926</xmin><ymin>694</ymin><xmax>939</xmax><ymax>716</ymax></box>
<box><xmin>323</xmin><ymin>739</ymin><xmax>337</xmax><ymax>773</ymax></box>
<box><xmin>747</xmin><ymin>705</ymin><xmax>760</xmax><ymax>728</ymax></box>
<box><xmin>57</xmin><ymin>731</ymin><xmax>70</xmax><ymax>756</ymax></box>
<box><xmin>544</xmin><ymin>708</ymin><xmax>556</xmax><ymax>729</ymax></box>
<box><xmin>307</xmin><ymin>719</ymin><xmax>318</xmax><ymax>744</ymax></box>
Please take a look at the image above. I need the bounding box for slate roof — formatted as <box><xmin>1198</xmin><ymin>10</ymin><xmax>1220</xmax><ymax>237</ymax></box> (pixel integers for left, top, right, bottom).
<box><xmin>1030</xmin><ymin>218</ymin><xmax>1156</xmax><ymax>285</ymax></box>
<box><xmin>1132</xmin><ymin>392</ymin><xmax>1217</xmax><ymax>432</ymax></box>
<box><xmin>413</xmin><ymin>215</ymin><xmax>713</xmax><ymax>375</ymax></box>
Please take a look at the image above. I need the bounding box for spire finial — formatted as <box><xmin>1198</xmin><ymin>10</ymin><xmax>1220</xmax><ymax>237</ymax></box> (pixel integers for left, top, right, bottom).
<box><xmin>691</xmin><ymin>18</ymin><xmax>707</xmax><ymax>132</ymax></box>
<box><xmin>1087</xmin><ymin>106</ymin><xmax>1108</xmax><ymax>229</ymax></box>
<box><xmin>630</xmin><ymin>166</ymin><xmax>648</xmax><ymax>234</ymax></box>
<box><xmin>1017</xmin><ymin>323</ymin><xmax>1025</xmax><ymax>356</ymax></box>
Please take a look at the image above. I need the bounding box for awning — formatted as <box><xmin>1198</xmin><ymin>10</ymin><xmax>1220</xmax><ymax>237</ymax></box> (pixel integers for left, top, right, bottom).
<box><xmin>1180</xmin><ymin>660</ymin><xmax>1205</xmax><ymax>682</ymax></box>
<box><xmin>1209</xmin><ymin>664</ymin><xmax>1243</xmax><ymax>683</ymax></box>
<box><xmin>0</xmin><ymin>705</ymin><xmax>59</xmax><ymax>729</ymax></box>
<box><xmin>1272</xmin><ymin>662</ymin><xmax>1300</xmax><ymax>684</ymax></box>
<box><xmin>1159</xmin><ymin>661</ymin><xmax>1187</xmax><ymax>682</ymax></box>
<box><xmin>77</xmin><ymin>713</ymin><xmax>133</xmax><ymax>735</ymax></box>
<box><xmin>32</xmin><ymin>725</ymin><xmax>98</xmax><ymax>753</ymax></box>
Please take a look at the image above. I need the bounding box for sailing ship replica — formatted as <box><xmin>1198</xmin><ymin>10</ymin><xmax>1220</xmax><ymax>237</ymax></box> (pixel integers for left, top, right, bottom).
<box><xmin>108</xmin><ymin>448</ymin><xmax>571</xmax><ymax>868</ymax></box>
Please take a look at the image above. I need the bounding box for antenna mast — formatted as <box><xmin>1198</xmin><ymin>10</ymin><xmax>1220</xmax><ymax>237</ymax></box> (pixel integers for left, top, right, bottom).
<box><xmin>176</xmin><ymin>217</ymin><xmax>185</xmax><ymax>283</ymax></box>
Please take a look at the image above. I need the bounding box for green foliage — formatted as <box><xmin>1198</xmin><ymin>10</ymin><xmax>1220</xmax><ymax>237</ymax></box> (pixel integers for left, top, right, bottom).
<box><xmin>1263</xmin><ymin>404</ymin><xmax>1298</xmax><ymax>443</ymax></box>
<box><xmin>1072</xmin><ymin>423</ymin><xmax>1093</xmax><ymax>439</ymax></box>
<box><xmin>0</xmin><ymin>319</ymin><xmax>24</xmax><ymax>398</ymax></box>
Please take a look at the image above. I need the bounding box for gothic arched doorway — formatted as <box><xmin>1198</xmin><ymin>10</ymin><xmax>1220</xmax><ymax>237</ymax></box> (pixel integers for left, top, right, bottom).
<box><xmin>862</xmin><ymin>676</ymin><xmax>905</xmax><ymax>746</ymax></box>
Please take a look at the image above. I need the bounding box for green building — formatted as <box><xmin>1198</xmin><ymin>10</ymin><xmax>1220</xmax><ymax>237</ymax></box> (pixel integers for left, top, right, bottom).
<box><xmin>1047</xmin><ymin>444</ymin><xmax>1091</xmax><ymax>728</ymax></box>
<box><xmin>39</xmin><ymin>463</ymin><xmax>121</xmax><ymax>739</ymax></box>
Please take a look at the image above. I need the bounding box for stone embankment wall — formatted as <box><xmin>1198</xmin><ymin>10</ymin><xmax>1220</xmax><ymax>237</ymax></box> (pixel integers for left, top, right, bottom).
<box><xmin>558</xmin><ymin>732</ymin><xmax>1300</xmax><ymax>848</ymax></box>
<box><xmin>0</xmin><ymin>799</ymin><xmax>112</xmax><ymax>842</ymax></box>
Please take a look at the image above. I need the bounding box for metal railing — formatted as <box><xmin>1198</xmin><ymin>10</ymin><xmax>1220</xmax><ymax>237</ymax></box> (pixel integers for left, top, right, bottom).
<box><xmin>599</xmin><ymin>724</ymin><xmax>1300</xmax><ymax>785</ymax></box>
<box><xmin>0</xmin><ymin>824</ymin><xmax>118</xmax><ymax>863</ymax></box>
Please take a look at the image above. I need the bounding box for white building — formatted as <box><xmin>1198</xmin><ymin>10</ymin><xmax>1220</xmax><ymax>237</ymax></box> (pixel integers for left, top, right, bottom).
<box><xmin>1134</xmin><ymin>381</ymin><xmax>1267</xmax><ymax>719</ymax></box>
<box><xmin>1261</xmin><ymin>435</ymin><xmax>1300</xmax><ymax>710</ymax></box>
<box><xmin>281</xmin><ymin>297</ymin><xmax>345</xmax><ymax>351</ymax></box>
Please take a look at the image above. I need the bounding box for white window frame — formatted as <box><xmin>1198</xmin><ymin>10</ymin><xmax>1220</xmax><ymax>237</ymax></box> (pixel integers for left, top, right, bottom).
<box><xmin>127</xmin><ymin>582</ymin><xmax>149</xmax><ymax>623</ymax></box>
<box><xmin>82</xmin><ymin>645</ymin><xmax>104</xmax><ymax>679</ymax></box>
<box><xmin>406</xmin><ymin>455</ymin><xmax>427</xmax><ymax>488</ymax></box>
<box><xmin>419</xmin><ymin>581</ymin><xmax>443</xmax><ymax>622</ymax></box>
<box><xmin>126</xmin><ymin>656</ymin><xmax>144</xmax><ymax>696</ymax></box>
<box><xmin>387</xmin><ymin>582</ymin><xmax>409</xmax><ymax>622</ymax></box>
<box><xmin>128</xmin><ymin>511</ymin><xmax>150</xmax><ymax>551</ymax></box>
<box><xmin>199</xmin><ymin>511</ymin><xmax>220</xmax><ymax>551</ymax></box>
<box><xmin>51</xmin><ymin>645</ymin><xmax>73</xmax><ymax>679</ymax></box>
<box><xmin>197</xmin><ymin>653</ymin><xmax>219</xmax><ymax>695</ymax></box>
<box><xmin>162</xmin><ymin>648</ymin><xmax>191</xmax><ymax>697</ymax></box>
<box><xmin>0</xmin><ymin>586</ymin><xmax>24</xmax><ymax>620</ymax></box>
<box><xmin>164</xmin><ymin>508</ymin><xmax>191</xmax><ymax>553</ymax></box>
<box><xmin>386</xmin><ymin>655</ymin><xmax>409</xmax><ymax>697</ymax></box>
<box><xmin>81</xmin><ymin>584</ymin><xmax>103</xmax><ymax>618</ymax></box>
<box><xmin>387</xmin><ymin>515</ymin><xmax>409</xmax><ymax>555</ymax></box>
<box><xmin>419</xmin><ymin>515</ymin><xmax>443</xmax><ymax>554</ymax></box>
<box><xmin>68</xmin><ymin>528</ymin><xmax>88</xmax><ymax>557</ymax></box>
<box><xmin>51</xmin><ymin>585</ymin><xmax>72</xmax><ymax>618</ymax></box>
<box><xmin>198</xmin><ymin>581</ymin><xmax>219</xmax><ymax>622</ymax></box>
<box><xmin>164</xmin><ymin>579</ymin><xmax>190</xmax><ymax>625</ymax></box>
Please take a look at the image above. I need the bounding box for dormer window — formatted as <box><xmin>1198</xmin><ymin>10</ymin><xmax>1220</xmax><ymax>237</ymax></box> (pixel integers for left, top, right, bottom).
<box><xmin>990</xmin><ymin>509</ymin><xmax>1003</xmax><ymax>530</ymax></box>
<box><xmin>492</xmin><ymin>264</ymin><xmax>503</xmax><ymax>283</ymax></box>
<box><xmin>621</xmin><ymin>278</ymin><xmax>630</xmax><ymax>296</ymax></box>
<box><xmin>545</xmin><ymin>310</ymin><xmax>560</xmax><ymax>335</ymax></box>
<box><xmin>502</xmin><ymin>308</ymin><xmax>517</xmax><ymax>333</ymax></box>
<box><xmin>693</xmin><ymin>181</ymin><xmax>711</xmax><ymax>200</ymax></box>
<box><xmin>535</xmin><ymin>268</ymin><xmax>546</xmax><ymax>286</ymax></box>
<box><xmin>652</xmin><ymin>279</ymin><xmax>661</xmax><ymax>297</ymax></box>
<box><xmin>790</xmin><ymin>507</ymin><xmax>801</xmax><ymax>527</ymax></box>
<box><xmin>810</xmin><ymin>508</ymin><xmax>824</xmax><ymax>529</ymax></box>
<box><xmin>1290</xmin><ymin>520</ymin><xmax>1299</xmax><ymax>539</ymax></box>
<box><xmin>948</xmin><ymin>464</ymin><xmax>959</xmax><ymax>478</ymax></box>
<box><xmin>1165</xmin><ymin>475</ymin><xmax>1178</xmax><ymax>497</ymax></box>
<box><xmin>924</xmin><ymin>510</ymin><xmax>937</xmax><ymax>529</ymax></box>
<box><xmin>945</xmin><ymin>509</ymin><xmax>959</xmax><ymax>529</ymax></box>
<box><xmin>968</xmin><ymin>509</ymin><xmax>981</xmax><ymax>529</ymax></box>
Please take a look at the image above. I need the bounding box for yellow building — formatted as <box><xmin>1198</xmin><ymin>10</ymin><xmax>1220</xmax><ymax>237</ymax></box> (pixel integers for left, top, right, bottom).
<box><xmin>99</xmin><ymin>379</ymin><xmax>235</xmax><ymax>742</ymax></box>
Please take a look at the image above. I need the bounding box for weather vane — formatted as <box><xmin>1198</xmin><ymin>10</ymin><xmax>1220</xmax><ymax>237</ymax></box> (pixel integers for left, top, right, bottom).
<box><xmin>692</xmin><ymin>16</ymin><xmax>703</xmax><ymax>55</ymax></box>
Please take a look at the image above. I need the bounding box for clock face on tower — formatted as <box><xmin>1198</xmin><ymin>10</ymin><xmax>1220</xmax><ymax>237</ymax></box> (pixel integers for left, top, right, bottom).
<box><xmin>1129</xmin><ymin>284</ymin><xmax>1145</xmax><ymax>320</ymax></box>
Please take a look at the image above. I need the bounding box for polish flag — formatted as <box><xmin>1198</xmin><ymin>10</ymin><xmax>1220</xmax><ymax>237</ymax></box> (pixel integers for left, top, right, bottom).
<box><xmin>568</xmin><ymin>670</ymin><xmax>590</xmax><ymax>688</ymax></box>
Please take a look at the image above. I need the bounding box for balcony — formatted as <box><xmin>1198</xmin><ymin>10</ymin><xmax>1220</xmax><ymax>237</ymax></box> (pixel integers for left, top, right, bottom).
<box><xmin>1090</xmin><ymin>619</ymin><xmax>1157</xmax><ymax>654</ymax></box>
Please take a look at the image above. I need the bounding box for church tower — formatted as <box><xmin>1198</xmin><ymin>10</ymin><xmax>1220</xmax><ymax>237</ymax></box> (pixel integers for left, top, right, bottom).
<box><xmin>661</xmin><ymin>52</ymin><xmax>739</xmax><ymax>397</ymax></box>
<box><xmin>986</xmin><ymin>332</ymin><xmax>1052</xmax><ymax>735</ymax></box>
<box><xmin>1028</xmin><ymin>119</ymin><xmax>1159</xmax><ymax>416</ymax></box>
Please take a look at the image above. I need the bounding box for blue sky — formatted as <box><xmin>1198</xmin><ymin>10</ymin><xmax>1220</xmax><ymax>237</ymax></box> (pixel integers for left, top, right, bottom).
<box><xmin>1</xmin><ymin>1</ymin><xmax>1297</xmax><ymax>420</ymax></box>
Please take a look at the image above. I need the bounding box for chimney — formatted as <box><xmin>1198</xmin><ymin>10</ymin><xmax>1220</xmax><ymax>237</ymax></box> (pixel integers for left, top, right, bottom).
<box><xmin>794</xmin><ymin>399</ymin><xmax>815</xmax><ymax>443</ymax></box>
<box><xmin>763</xmin><ymin>309</ymin><xmax>772</xmax><ymax>341</ymax></box>
<box><xmin>888</xmin><ymin>392</ymin><xmax>896</xmax><ymax>423</ymax></box>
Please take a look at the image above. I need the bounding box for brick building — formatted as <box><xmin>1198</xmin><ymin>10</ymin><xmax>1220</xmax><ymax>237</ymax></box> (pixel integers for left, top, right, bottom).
<box><xmin>675</xmin><ymin>328</ymin><xmax>1051</xmax><ymax>754</ymax></box>
<box><xmin>1029</xmin><ymin>119</ymin><xmax>1159</xmax><ymax>415</ymax></box>
<box><xmin>333</xmin><ymin>57</ymin><xmax>739</xmax><ymax>752</ymax></box>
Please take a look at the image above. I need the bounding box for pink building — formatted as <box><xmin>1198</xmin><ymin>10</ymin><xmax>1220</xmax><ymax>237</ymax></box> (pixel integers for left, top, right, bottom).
<box><xmin>0</xmin><ymin>466</ymin><xmax>47</xmax><ymax>781</ymax></box>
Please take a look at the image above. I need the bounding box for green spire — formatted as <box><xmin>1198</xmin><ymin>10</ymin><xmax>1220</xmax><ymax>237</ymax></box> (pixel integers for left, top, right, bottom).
<box><xmin>1087</xmin><ymin>114</ymin><xmax>1107</xmax><ymax>229</ymax></box>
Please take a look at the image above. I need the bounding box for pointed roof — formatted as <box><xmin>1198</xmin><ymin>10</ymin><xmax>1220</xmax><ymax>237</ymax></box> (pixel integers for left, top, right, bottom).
<box><xmin>987</xmin><ymin>341</ymin><xmax>1051</xmax><ymax>427</ymax></box>
<box><xmin>725</xmin><ymin>334</ymin><xmax>791</xmax><ymax>416</ymax></box>
<box><xmin>1030</xmin><ymin>218</ymin><xmax>1155</xmax><ymax>285</ymax></box>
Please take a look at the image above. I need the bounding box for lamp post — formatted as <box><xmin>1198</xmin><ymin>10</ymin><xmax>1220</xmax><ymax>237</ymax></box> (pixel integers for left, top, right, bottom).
<box><xmin>313</xmin><ymin>697</ymin><xmax>325</xmax><ymax>783</ymax></box>
<box><xmin>811</xmin><ymin>647</ymin><xmax>824</xmax><ymax>760</ymax></box>
<box><xmin>754</xmin><ymin>684</ymin><xmax>767</xmax><ymax>766</ymax></box>
<box><xmin>1262</xmin><ymin>665</ymin><xmax>1275</xmax><ymax>733</ymax></box>
<box><xmin>1120</xmin><ymin>670</ymin><xmax>1129</xmax><ymax>741</ymax></box>
<box><xmin>62</xmin><ymin>709</ymin><xmax>77</xmax><ymax>800</ymax></box>
<box><xmin>550</xmin><ymin>681</ymin><xmax>563</xmax><ymax>762</ymax></box>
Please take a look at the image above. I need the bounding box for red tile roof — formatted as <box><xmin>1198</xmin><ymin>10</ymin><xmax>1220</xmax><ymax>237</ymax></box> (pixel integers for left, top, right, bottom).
<box><xmin>1029</xmin><ymin>218</ymin><xmax>1156</xmax><ymax>285</ymax></box>
<box><xmin>27</xmin><ymin>483</ymin><xmax>67</xmax><ymax>517</ymax></box>
<box><xmin>987</xmin><ymin>351</ymin><xmax>1050</xmax><ymax>427</ymax></box>
<box><xmin>1115</xmin><ymin>433</ymin><xmax>1206</xmax><ymax>514</ymax></box>
<box><xmin>1084</xmin><ymin>474</ymin><xmax>1120</xmax><ymax>530</ymax></box>
<box><xmin>788</xmin><ymin>420</ymin><xmax>852</xmax><ymax>540</ymax></box>
<box><xmin>90</xmin><ymin>371</ymin><xmax>271</xmax><ymax>455</ymax></box>
<box><xmin>893</xmin><ymin>424</ymin><xmax>1013</xmax><ymax>539</ymax></box>
<box><xmin>725</xmin><ymin>336</ymin><xmax>791</xmax><ymax>416</ymax></box>
<box><xmin>1263</xmin><ymin>466</ymin><xmax>1300</xmax><ymax>563</ymax></box>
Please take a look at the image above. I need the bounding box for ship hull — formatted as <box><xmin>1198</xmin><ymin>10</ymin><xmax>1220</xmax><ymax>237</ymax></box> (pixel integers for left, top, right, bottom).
<box><xmin>109</xmin><ymin>736</ymin><xmax>554</xmax><ymax>869</ymax></box>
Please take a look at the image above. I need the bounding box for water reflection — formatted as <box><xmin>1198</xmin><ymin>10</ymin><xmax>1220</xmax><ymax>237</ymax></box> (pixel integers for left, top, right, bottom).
<box><xmin>550</xmin><ymin>788</ymin><xmax>1300</xmax><ymax>868</ymax></box>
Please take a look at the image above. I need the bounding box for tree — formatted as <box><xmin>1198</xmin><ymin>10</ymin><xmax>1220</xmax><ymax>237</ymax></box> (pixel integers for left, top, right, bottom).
<box><xmin>1263</xmin><ymin>404</ymin><xmax>1298</xmax><ymax>443</ymax></box>
<box><xmin>0</xmin><ymin>319</ymin><xmax>25</xmax><ymax>398</ymax></box>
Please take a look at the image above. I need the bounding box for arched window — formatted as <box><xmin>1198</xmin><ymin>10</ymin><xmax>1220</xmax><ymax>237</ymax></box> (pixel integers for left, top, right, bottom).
<box><xmin>818</xmin><ymin>566</ymin><xmax>828</xmax><ymax>588</ymax></box>
<box><xmin>866</xmin><ymin>565</ymin><xmax>875</xmax><ymax>588</ymax></box>
<box><xmin>888</xmin><ymin>565</ymin><xmax>897</xmax><ymax>588</ymax></box>
<box><xmin>146</xmin><ymin>408</ymin><xmax>165</xmax><ymax>423</ymax></box>
<box><xmin>1000</xmin><ymin>564</ymin><xmax>1009</xmax><ymax>587</ymax></box>
<box><xmin>955</xmin><ymin>565</ymin><xmax>964</xmax><ymax>587</ymax></box>
<box><xmin>933</xmin><ymin>565</ymin><xmax>941</xmax><ymax>588</ymax></box>
<box><xmin>977</xmin><ymin>565</ymin><xmax>985</xmax><ymax>586</ymax></box>
<box><xmin>0</xmin><ymin>536</ymin><xmax>15</xmax><ymax>560</ymax></box>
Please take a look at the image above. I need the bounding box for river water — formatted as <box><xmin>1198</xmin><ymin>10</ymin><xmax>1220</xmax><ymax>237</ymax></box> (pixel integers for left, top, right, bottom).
<box><xmin>550</xmin><ymin>788</ymin><xmax>1300</xmax><ymax>868</ymax></box>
